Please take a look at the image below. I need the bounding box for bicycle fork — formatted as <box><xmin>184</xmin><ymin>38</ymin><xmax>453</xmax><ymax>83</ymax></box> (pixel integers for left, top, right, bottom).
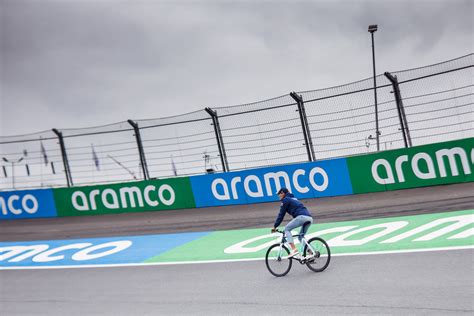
<box><xmin>276</xmin><ymin>243</ymin><xmax>286</xmax><ymax>261</ymax></box>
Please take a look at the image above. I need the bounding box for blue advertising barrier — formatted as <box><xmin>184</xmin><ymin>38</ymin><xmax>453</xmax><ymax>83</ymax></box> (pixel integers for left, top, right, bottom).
<box><xmin>0</xmin><ymin>189</ymin><xmax>57</xmax><ymax>220</ymax></box>
<box><xmin>190</xmin><ymin>158</ymin><xmax>354</xmax><ymax>207</ymax></box>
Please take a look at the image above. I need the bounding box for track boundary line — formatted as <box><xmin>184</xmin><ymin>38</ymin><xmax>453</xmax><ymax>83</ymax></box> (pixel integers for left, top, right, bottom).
<box><xmin>1</xmin><ymin>245</ymin><xmax>472</xmax><ymax>271</ymax></box>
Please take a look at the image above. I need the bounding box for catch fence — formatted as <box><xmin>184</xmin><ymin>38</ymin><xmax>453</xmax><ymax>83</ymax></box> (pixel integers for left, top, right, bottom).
<box><xmin>1</xmin><ymin>54</ymin><xmax>472</xmax><ymax>190</ymax></box>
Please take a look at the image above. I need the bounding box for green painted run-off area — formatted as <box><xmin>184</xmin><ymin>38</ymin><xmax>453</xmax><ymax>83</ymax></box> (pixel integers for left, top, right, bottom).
<box><xmin>145</xmin><ymin>209</ymin><xmax>474</xmax><ymax>263</ymax></box>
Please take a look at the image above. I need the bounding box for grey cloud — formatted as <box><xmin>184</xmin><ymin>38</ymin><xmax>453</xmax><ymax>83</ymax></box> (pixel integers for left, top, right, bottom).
<box><xmin>1</xmin><ymin>0</ymin><xmax>472</xmax><ymax>135</ymax></box>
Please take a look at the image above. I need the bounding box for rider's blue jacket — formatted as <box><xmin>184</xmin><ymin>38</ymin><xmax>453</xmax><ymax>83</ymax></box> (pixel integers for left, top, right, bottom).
<box><xmin>273</xmin><ymin>193</ymin><xmax>312</xmax><ymax>228</ymax></box>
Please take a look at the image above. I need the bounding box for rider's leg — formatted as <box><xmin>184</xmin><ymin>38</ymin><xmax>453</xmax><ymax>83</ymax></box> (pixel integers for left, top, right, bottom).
<box><xmin>298</xmin><ymin>217</ymin><xmax>313</xmax><ymax>255</ymax></box>
<box><xmin>298</xmin><ymin>216</ymin><xmax>313</xmax><ymax>242</ymax></box>
<box><xmin>284</xmin><ymin>216</ymin><xmax>311</xmax><ymax>253</ymax></box>
<box><xmin>284</xmin><ymin>218</ymin><xmax>300</xmax><ymax>252</ymax></box>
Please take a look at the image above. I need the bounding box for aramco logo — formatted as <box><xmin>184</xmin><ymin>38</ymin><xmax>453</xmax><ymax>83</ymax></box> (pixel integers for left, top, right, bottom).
<box><xmin>371</xmin><ymin>147</ymin><xmax>473</xmax><ymax>185</ymax></box>
<box><xmin>71</xmin><ymin>184</ymin><xmax>176</xmax><ymax>211</ymax></box>
<box><xmin>211</xmin><ymin>167</ymin><xmax>329</xmax><ymax>200</ymax></box>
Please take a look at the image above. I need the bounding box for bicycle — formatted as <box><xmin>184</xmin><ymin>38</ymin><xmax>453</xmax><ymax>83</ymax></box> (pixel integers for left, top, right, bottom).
<box><xmin>265</xmin><ymin>229</ymin><xmax>331</xmax><ymax>277</ymax></box>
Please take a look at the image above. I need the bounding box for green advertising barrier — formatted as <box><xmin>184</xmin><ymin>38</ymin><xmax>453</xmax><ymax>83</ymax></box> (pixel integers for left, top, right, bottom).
<box><xmin>347</xmin><ymin>137</ymin><xmax>474</xmax><ymax>194</ymax></box>
<box><xmin>54</xmin><ymin>177</ymin><xmax>196</xmax><ymax>217</ymax></box>
<box><xmin>47</xmin><ymin>137</ymin><xmax>473</xmax><ymax>218</ymax></box>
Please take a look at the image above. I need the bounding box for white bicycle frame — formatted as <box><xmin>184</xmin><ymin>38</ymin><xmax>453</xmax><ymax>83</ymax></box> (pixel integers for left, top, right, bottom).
<box><xmin>276</xmin><ymin>232</ymin><xmax>315</xmax><ymax>260</ymax></box>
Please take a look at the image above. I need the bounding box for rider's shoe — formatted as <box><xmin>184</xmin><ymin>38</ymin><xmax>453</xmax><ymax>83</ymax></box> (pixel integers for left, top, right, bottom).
<box><xmin>288</xmin><ymin>249</ymin><xmax>300</xmax><ymax>259</ymax></box>
<box><xmin>292</xmin><ymin>253</ymin><xmax>303</xmax><ymax>260</ymax></box>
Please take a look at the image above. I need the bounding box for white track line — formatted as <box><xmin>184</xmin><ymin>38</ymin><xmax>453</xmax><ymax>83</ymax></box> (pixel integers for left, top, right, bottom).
<box><xmin>1</xmin><ymin>245</ymin><xmax>472</xmax><ymax>270</ymax></box>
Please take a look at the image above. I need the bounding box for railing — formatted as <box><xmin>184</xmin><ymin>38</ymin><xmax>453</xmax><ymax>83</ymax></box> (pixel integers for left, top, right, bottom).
<box><xmin>1</xmin><ymin>53</ymin><xmax>472</xmax><ymax>190</ymax></box>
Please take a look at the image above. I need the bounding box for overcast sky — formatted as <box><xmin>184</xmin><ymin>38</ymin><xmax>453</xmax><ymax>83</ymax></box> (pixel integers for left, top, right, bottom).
<box><xmin>1</xmin><ymin>0</ymin><xmax>472</xmax><ymax>137</ymax></box>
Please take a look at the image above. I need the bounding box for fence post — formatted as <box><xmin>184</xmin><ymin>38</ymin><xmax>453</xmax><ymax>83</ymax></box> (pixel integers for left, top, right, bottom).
<box><xmin>52</xmin><ymin>129</ymin><xmax>73</xmax><ymax>187</ymax></box>
<box><xmin>204</xmin><ymin>107</ymin><xmax>229</xmax><ymax>172</ymax></box>
<box><xmin>127</xmin><ymin>120</ymin><xmax>150</xmax><ymax>180</ymax></box>
<box><xmin>290</xmin><ymin>92</ymin><xmax>315</xmax><ymax>161</ymax></box>
<box><xmin>384</xmin><ymin>72</ymin><xmax>413</xmax><ymax>148</ymax></box>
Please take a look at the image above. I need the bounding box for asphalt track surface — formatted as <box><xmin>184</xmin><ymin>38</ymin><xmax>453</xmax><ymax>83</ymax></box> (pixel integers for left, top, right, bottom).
<box><xmin>1</xmin><ymin>249</ymin><xmax>473</xmax><ymax>315</ymax></box>
<box><xmin>1</xmin><ymin>183</ymin><xmax>474</xmax><ymax>315</ymax></box>
<box><xmin>1</xmin><ymin>182</ymin><xmax>473</xmax><ymax>242</ymax></box>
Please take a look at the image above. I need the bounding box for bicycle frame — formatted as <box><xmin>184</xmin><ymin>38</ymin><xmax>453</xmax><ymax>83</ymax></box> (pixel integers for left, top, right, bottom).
<box><xmin>266</xmin><ymin>230</ymin><xmax>331</xmax><ymax>276</ymax></box>
<box><xmin>276</xmin><ymin>232</ymin><xmax>316</xmax><ymax>260</ymax></box>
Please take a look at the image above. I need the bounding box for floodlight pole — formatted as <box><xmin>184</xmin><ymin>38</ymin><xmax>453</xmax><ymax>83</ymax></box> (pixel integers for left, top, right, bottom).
<box><xmin>368</xmin><ymin>24</ymin><xmax>380</xmax><ymax>151</ymax></box>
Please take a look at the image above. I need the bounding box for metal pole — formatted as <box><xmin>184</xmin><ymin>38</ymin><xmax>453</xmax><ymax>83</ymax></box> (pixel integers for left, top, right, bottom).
<box><xmin>396</xmin><ymin>83</ymin><xmax>412</xmax><ymax>148</ymax></box>
<box><xmin>52</xmin><ymin>129</ymin><xmax>73</xmax><ymax>187</ymax></box>
<box><xmin>2</xmin><ymin>156</ymin><xmax>25</xmax><ymax>189</ymax></box>
<box><xmin>371</xmin><ymin>32</ymin><xmax>380</xmax><ymax>151</ymax></box>
<box><xmin>384</xmin><ymin>72</ymin><xmax>412</xmax><ymax>148</ymax></box>
<box><xmin>11</xmin><ymin>162</ymin><xmax>14</xmax><ymax>189</ymax></box>
<box><xmin>205</xmin><ymin>107</ymin><xmax>229</xmax><ymax>172</ymax></box>
<box><xmin>290</xmin><ymin>92</ymin><xmax>315</xmax><ymax>161</ymax></box>
<box><xmin>298</xmin><ymin>94</ymin><xmax>315</xmax><ymax>161</ymax></box>
<box><xmin>127</xmin><ymin>120</ymin><xmax>149</xmax><ymax>180</ymax></box>
<box><xmin>399</xmin><ymin>96</ymin><xmax>412</xmax><ymax>147</ymax></box>
<box><xmin>215</xmin><ymin>115</ymin><xmax>229</xmax><ymax>172</ymax></box>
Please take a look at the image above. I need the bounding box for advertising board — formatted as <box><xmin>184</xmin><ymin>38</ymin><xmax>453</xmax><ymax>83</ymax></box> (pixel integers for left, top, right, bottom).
<box><xmin>53</xmin><ymin>177</ymin><xmax>195</xmax><ymax>216</ymax></box>
<box><xmin>0</xmin><ymin>189</ymin><xmax>57</xmax><ymax>220</ymax></box>
<box><xmin>347</xmin><ymin>137</ymin><xmax>474</xmax><ymax>193</ymax></box>
<box><xmin>190</xmin><ymin>158</ymin><xmax>353</xmax><ymax>207</ymax></box>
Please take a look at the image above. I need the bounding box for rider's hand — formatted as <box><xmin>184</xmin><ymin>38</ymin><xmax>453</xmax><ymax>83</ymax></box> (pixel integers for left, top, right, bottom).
<box><xmin>271</xmin><ymin>228</ymin><xmax>277</xmax><ymax>233</ymax></box>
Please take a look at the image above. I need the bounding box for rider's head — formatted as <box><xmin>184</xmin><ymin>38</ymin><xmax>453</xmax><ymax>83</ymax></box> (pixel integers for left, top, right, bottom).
<box><xmin>277</xmin><ymin>187</ymin><xmax>289</xmax><ymax>199</ymax></box>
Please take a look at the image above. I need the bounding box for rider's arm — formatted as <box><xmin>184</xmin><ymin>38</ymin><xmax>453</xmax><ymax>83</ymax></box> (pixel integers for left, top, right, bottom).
<box><xmin>273</xmin><ymin>200</ymin><xmax>288</xmax><ymax>228</ymax></box>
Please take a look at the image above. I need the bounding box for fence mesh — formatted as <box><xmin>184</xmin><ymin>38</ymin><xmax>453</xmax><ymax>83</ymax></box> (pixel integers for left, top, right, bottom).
<box><xmin>136</xmin><ymin>110</ymin><xmax>217</xmax><ymax>178</ymax></box>
<box><xmin>394</xmin><ymin>66</ymin><xmax>473</xmax><ymax>145</ymax></box>
<box><xmin>1</xmin><ymin>54</ymin><xmax>472</xmax><ymax>190</ymax></box>
<box><xmin>212</xmin><ymin>94</ymin><xmax>306</xmax><ymax>170</ymax></box>
<box><xmin>299</xmin><ymin>75</ymin><xmax>398</xmax><ymax>158</ymax></box>
<box><xmin>0</xmin><ymin>130</ymin><xmax>66</xmax><ymax>189</ymax></box>
<box><xmin>59</xmin><ymin>121</ymin><xmax>138</xmax><ymax>186</ymax></box>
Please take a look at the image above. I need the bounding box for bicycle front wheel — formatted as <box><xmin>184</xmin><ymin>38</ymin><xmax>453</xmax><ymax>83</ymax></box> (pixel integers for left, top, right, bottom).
<box><xmin>304</xmin><ymin>237</ymin><xmax>331</xmax><ymax>272</ymax></box>
<box><xmin>265</xmin><ymin>244</ymin><xmax>292</xmax><ymax>277</ymax></box>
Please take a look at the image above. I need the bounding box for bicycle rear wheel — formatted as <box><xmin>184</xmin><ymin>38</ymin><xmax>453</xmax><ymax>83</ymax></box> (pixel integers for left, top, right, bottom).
<box><xmin>304</xmin><ymin>237</ymin><xmax>331</xmax><ymax>272</ymax></box>
<box><xmin>265</xmin><ymin>244</ymin><xmax>292</xmax><ymax>277</ymax></box>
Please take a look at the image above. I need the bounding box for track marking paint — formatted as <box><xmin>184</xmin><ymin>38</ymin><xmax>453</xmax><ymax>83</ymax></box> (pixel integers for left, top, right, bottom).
<box><xmin>1</xmin><ymin>209</ymin><xmax>473</xmax><ymax>269</ymax></box>
<box><xmin>1</xmin><ymin>246</ymin><xmax>472</xmax><ymax>270</ymax></box>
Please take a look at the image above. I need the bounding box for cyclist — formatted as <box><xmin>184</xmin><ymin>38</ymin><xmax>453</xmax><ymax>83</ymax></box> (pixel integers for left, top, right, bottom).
<box><xmin>271</xmin><ymin>187</ymin><xmax>313</xmax><ymax>259</ymax></box>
